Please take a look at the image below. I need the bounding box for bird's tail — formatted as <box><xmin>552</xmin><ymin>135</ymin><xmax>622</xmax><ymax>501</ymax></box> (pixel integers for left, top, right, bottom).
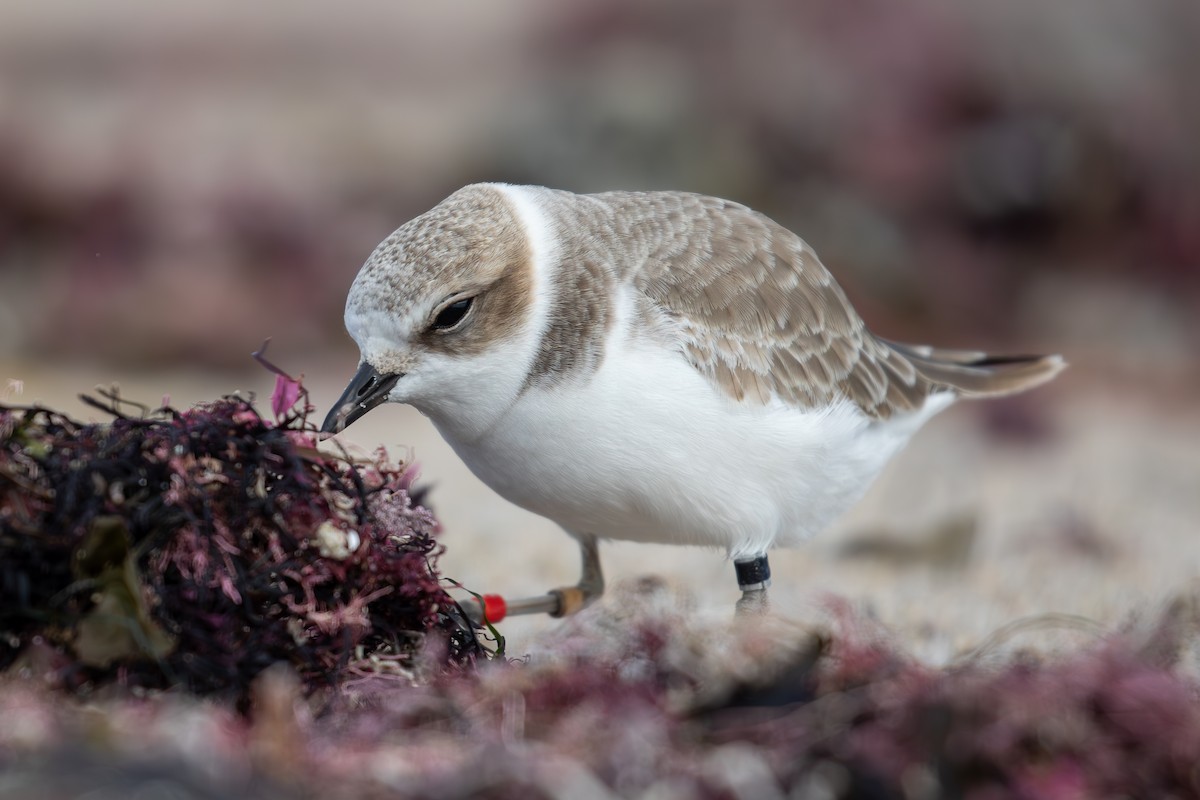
<box><xmin>880</xmin><ymin>339</ymin><xmax>1066</xmax><ymax>398</ymax></box>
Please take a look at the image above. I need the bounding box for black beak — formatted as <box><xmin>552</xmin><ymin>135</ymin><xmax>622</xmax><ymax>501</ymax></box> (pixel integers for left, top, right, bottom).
<box><xmin>320</xmin><ymin>363</ymin><xmax>402</xmax><ymax>434</ymax></box>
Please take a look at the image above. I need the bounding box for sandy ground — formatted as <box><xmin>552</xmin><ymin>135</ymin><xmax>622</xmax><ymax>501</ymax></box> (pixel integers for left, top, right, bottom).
<box><xmin>3</xmin><ymin>356</ymin><xmax>1198</xmax><ymax>663</ymax></box>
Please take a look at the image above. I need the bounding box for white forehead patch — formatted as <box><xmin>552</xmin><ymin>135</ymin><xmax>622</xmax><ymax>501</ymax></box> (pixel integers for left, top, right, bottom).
<box><xmin>344</xmin><ymin>307</ymin><xmax>413</xmax><ymax>373</ymax></box>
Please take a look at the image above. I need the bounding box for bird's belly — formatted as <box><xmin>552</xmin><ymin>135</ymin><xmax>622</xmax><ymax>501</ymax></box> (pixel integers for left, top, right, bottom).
<box><xmin>435</xmin><ymin>343</ymin><xmax>938</xmax><ymax>557</ymax></box>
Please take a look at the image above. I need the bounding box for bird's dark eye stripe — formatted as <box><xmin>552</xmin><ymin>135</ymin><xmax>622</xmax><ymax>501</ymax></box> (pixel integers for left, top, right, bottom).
<box><xmin>431</xmin><ymin>297</ymin><xmax>473</xmax><ymax>330</ymax></box>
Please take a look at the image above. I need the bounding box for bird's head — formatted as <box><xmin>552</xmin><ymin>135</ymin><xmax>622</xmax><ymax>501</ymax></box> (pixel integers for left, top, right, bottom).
<box><xmin>321</xmin><ymin>184</ymin><xmax>544</xmax><ymax>440</ymax></box>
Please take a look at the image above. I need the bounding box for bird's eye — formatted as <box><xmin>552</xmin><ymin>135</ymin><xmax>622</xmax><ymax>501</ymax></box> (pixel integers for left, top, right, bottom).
<box><xmin>430</xmin><ymin>297</ymin><xmax>474</xmax><ymax>331</ymax></box>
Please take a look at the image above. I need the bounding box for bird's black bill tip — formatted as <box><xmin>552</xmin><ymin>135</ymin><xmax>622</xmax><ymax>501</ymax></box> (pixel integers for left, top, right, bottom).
<box><xmin>320</xmin><ymin>364</ymin><xmax>401</xmax><ymax>435</ymax></box>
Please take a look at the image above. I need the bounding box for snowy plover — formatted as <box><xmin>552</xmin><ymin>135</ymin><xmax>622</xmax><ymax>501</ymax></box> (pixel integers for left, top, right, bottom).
<box><xmin>322</xmin><ymin>184</ymin><xmax>1063</xmax><ymax>619</ymax></box>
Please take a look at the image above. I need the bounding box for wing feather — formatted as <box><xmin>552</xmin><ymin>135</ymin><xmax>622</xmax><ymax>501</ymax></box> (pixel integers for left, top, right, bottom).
<box><xmin>549</xmin><ymin>188</ymin><xmax>1061</xmax><ymax>418</ymax></box>
<box><xmin>607</xmin><ymin>192</ymin><xmax>928</xmax><ymax>419</ymax></box>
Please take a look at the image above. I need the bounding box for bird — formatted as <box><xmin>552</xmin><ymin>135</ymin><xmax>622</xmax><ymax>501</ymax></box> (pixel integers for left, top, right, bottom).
<box><xmin>321</xmin><ymin>184</ymin><xmax>1064</xmax><ymax>620</ymax></box>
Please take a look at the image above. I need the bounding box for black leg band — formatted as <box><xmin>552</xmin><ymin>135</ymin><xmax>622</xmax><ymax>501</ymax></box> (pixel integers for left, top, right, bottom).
<box><xmin>734</xmin><ymin>555</ymin><xmax>772</xmax><ymax>592</ymax></box>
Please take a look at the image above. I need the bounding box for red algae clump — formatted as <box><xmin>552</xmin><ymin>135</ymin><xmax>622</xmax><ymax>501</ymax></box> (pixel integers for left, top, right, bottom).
<box><xmin>0</xmin><ymin>378</ymin><xmax>483</xmax><ymax>702</ymax></box>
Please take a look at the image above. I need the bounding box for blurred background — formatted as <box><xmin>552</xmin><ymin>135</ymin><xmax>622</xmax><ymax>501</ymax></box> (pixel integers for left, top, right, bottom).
<box><xmin>1</xmin><ymin>0</ymin><xmax>1197</xmax><ymax>655</ymax></box>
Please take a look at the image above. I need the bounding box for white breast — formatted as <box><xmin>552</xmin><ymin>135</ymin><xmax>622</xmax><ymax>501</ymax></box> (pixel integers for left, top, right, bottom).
<box><xmin>431</xmin><ymin>312</ymin><xmax>953</xmax><ymax>559</ymax></box>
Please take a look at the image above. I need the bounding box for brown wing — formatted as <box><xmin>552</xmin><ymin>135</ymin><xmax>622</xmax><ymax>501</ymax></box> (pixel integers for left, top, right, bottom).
<box><xmin>602</xmin><ymin>192</ymin><xmax>1066</xmax><ymax>417</ymax></box>
<box><xmin>601</xmin><ymin>191</ymin><xmax>930</xmax><ymax>419</ymax></box>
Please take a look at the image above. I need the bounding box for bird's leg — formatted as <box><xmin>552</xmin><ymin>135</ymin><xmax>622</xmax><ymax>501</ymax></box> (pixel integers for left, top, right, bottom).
<box><xmin>733</xmin><ymin>554</ymin><xmax>771</xmax><ymax>615</ymax></box>
<box><xmin>548</xmin><ymin>533</ymin><xmax>605</xmax><ymax>617</ymax></box>
<box><xmin>464</xmin><ymin>534</ymin><xmax>604</xmax><ymax>623</ymax></box>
